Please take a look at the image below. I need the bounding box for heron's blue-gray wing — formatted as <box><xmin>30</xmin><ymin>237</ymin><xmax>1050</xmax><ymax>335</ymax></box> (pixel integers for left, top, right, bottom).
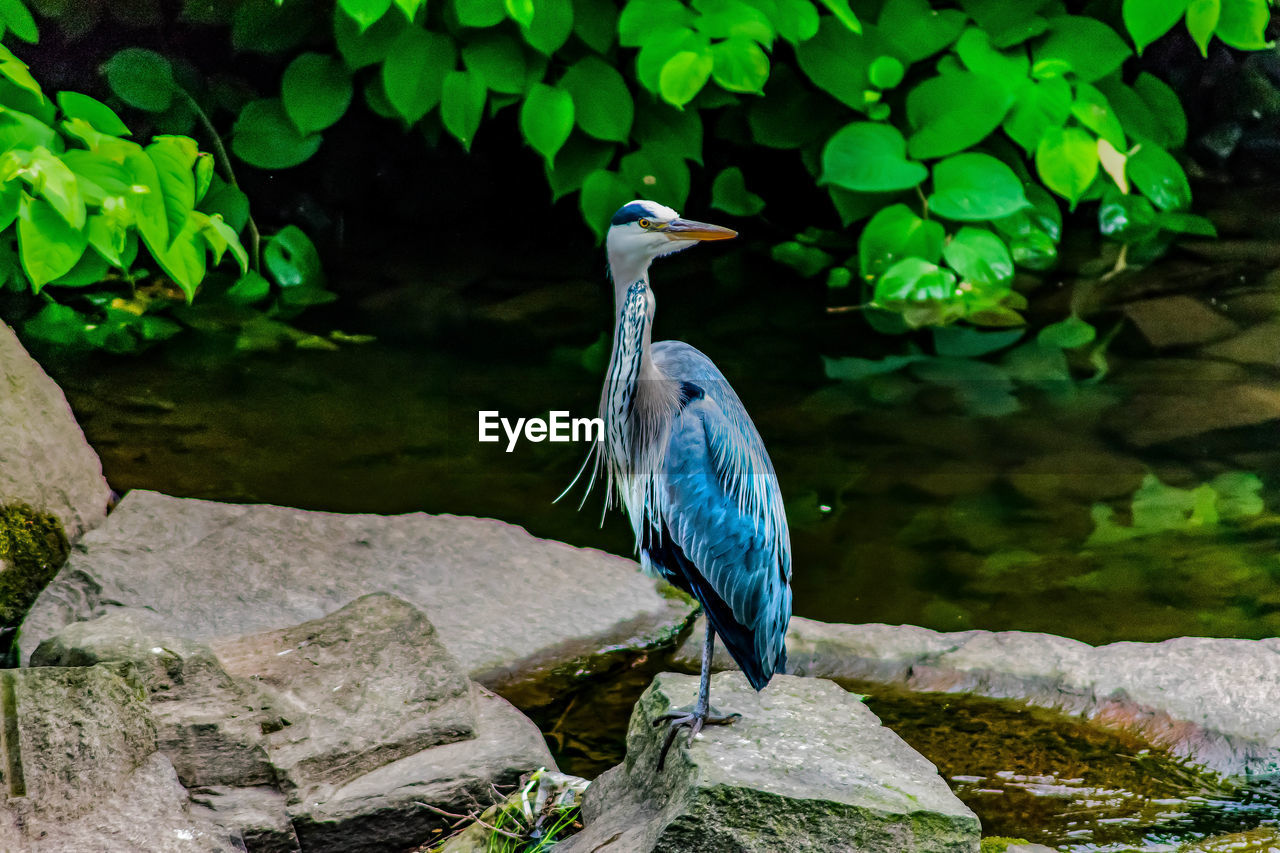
<box><xmin>650</xmin><ymin>341</ymin><xmax>792</xmax><ymax>689</ymax></box>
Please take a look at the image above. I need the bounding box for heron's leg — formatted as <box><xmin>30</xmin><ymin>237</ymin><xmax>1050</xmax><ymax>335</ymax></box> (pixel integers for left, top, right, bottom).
<box><xmin>654</xmin><ymin>621</ymin><xmax>741</xmax><ymax>770</ymax></box>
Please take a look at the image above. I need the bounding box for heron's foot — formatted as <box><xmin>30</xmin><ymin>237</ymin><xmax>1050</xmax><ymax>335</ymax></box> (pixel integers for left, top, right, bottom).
<box><xmin>652</xmin><ymin>705</ymin><xmax>741</xmax><ymax>770</ymax></box>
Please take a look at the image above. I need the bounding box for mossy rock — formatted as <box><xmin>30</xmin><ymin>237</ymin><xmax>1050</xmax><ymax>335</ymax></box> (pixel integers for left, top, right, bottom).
<box><xmin>980</xmin><ymin>840</ymin><xmax>1034</xmax><ymax>853</ymax></box>
<box><xmin>0</xmin><ymin>503</ymin><xmax>69</xmax><ymax>657</ymax></box>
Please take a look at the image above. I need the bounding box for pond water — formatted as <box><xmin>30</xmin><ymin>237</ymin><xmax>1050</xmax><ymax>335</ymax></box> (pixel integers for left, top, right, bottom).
<box><xmin>29</xmin><ymin>184</ymin><xmax>1280</xmax><ymax>848</ymax></box>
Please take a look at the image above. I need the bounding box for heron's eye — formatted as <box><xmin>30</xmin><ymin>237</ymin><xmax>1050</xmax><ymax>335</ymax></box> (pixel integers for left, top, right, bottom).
<box><xmin>638</xmin><ymin>218</ymin><xmax>652</xmax><ymax>229</ymax></box>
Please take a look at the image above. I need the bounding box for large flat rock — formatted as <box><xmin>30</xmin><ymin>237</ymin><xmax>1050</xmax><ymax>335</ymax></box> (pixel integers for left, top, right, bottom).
<box><xmin>0</xmin><ymin>322</ymin><xmax>110</xmax><ymax>542</ymax></box>
<box><xmin>560</xmin><ymin>672</ymin><xmax>980</xmax><ymax>853</ymax></box>
<box><xmin>21</xmin><ymin>489</ymin><xmax>696</xmax><ymax>703</ymax></box>
<box><xmin>675</xmin><ymin>615</ymin><xmax>1280</xmax><ymax>777</ymax></box>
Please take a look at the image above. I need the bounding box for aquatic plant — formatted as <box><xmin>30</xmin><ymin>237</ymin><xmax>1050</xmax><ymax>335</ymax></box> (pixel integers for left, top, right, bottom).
<box><xmin>4</xmin><ymin>0</ymin><xmax>1268</xmax><ymax>339</ymax></box>
<box><xmin>427</xmin><ymin>768</ymin><xmax>588</xmax><ymax>852</ymax></box>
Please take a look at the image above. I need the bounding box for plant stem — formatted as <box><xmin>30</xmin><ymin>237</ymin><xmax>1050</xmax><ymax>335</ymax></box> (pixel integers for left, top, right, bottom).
<box><xmin>178</xmin><ymin>89</ymin><xmax>262</xmax><ymax>274</ymax></box>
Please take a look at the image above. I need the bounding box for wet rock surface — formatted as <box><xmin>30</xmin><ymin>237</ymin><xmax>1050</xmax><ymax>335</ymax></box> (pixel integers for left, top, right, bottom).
<box><xmin>20</xmin><ymin>489</ymin><xmax>697</xmax><ymax>703</ymax></box>
<box><xmin>0</xmin><ymin>322</ymin><xmax>111</xmax><ymax>542</ymax></box>
<box><xmin>28</xmin><ymin>593</ymin><xmax>557</xmax><ymax>852</ymax></box>
<box><xmin>559</xmin><ymin>672</ymin><xmax>981</xmax><ymax>853</ymax></box>
<box><xmin>675</xmin><ymin>615</ymin><xmax>1280</xmax><ymax>777</ymax></box>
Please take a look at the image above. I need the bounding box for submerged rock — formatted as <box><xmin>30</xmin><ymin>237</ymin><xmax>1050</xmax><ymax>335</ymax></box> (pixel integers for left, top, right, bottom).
<box><xmin>674</xmin><ymin>615</ymin><xmax>1280</xmax><ymax>777</ymax></box>
<box><xmin>20</xmin><ymin>489</ymin><xmax>697</xmax><ymax>705</ymax></box>
<box><xmin>30</xmin><ymin>593</ymin><xmax>556</xmax><ymax>853</ymax></box>
<box><xmin>559</xmin><ymin>672</ymin><xmax>981</xmax><ymax>853</ymax></box>
<box><xmin>0</xmin><ymin>322</ymin><xmax>111</xmax><ymax>542</ymax></box>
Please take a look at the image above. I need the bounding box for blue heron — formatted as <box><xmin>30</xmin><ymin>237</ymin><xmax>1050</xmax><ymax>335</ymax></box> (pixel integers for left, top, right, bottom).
<box><xmin>571</xmin><ymin>199</ymin><xmax>793</xmax><ymax>768</ymax></box>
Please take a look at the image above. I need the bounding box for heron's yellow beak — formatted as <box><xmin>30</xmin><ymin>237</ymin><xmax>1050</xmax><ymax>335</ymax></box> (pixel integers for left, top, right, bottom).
<box><xmin>664</xmin><ymin>218</ymin><xmax>737</xmax><ymax>241</ymax></box>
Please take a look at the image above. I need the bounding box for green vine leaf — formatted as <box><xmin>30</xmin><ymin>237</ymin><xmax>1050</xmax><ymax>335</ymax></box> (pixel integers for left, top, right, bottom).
<box><xmin>383</xmin><ymin>28</ymin><xmax>456</xmax><ymax>124</ymax></box>
<box><xmin>559</xmin><ymin>56</ymin><xmax>633</xmax><ymax>142</ymax></box>
<box><xmin>339</xmin><ymin>0</ymin><xmax>393</xmax><ymax>32</ymax></box>
<box><xmin>282</xmin><ymin>53</ymin><xmax>354</xmax><ymax>135</ymax></box>
<box><xmin>103</xmin><ymin>48</ymin><xmax>176</xmax><ymax>113</ymax></box>
<box><xmin>928</xmin><ymin>152</ymin><xmax>1028</xmax><ymax>220</ymax></box>
<box><xmin>710</xmin><ymin>166</ymin><xmax>764</xmax><ymax>216</ymax></box>
<box><xmin>232</xmin><ymin>98</ymin><xmax>322</xmax><ymax>169</ymax></box>
<box><xmin>18</xmin><ymin>193</ymin><xmax>88</xmax><ymax>289</ymax></box>
<box><xmin>821</xmin><ymin>122</ymin><xmax>927</xmax><ymax>192</ymax></box>
<box><xmin>659</xmin><ymin>47</ymin><xmax>714</xmax><ymax>108</ymax></box>
<box><xmin>1123</xmin><ymin>0</ymin><xmax>1191</xmax><ymax>54</ymax></box>
<box><xmin>441</xmin><ymin>70</ymin><xmax>487</xmax><ymax>151</ymax></box>
<box><xmin>1035</xmin><ymin>126</ymin><xmax>1098</xmax><ymax>208</ymax></box>
<box><xmin>520</xmin><ymin>83</ymin><xmax>574</xmax><ymax>162</ymax></box>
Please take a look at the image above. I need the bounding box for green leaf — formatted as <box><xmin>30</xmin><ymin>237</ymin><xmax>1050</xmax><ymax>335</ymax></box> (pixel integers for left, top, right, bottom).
<box><xmin>383</xmin><ymin>28</ymin><xmax>456</xmax><ymax>124</ymax></box>
<box><xmin>520</xmin><ymin>83</ymin><xmax>574</xmax><ymax>162</ymax></box>
<box><xmin>559</xmin><ymin>56</ymin><xmax>633</xmax><ymax>142</ymax></box>
<box><xmin>0</xmin><ymin>0</ymin><xmax>38</xmax><ymax>43</ymax></box>
<box><xmin>928</xmin><ymin>152</ymin><xmax>1028</xmax><ymax>220</ymax></box>
<box><xmin>226</xmin><ymin>270</ymin><xmax>271</xmax><ymax>304</ymax></box>
<box><xmin>151</xmin><ymin>215</ymin><xmax>206</xmax><ymax>301</ymax></box>
<box><xmin>1185</xmin><ymin>0</ymin><xmax>1220</xmax><ymax>55</ymax></box>
<box><xmin>546</xmin><ymin>135</ymin><xmax>614</xmax><ymax>200</ymax></box>
<box><xmin>794</xmin><ymin>17</ymin><xmax>879</xmax><ymax>110</ymax></box>
<box><xmin>572</xmin><ymin>0</ymin><xmax>617</xmax><ymax>51</ymax></box>
<box><xmin>0</xmin><ymin>178</ymin><xmax>19</xmax><ymax>232</ymax></box>
<box><xmin>869</xmin><ymin>55</ymin><xmax>905</xmax><ymax>89</ymax></box>
<box><xmin>817</xmin><ymin>0</ymin><xmax>861</xmax><ymax>33</ymax></box>
<box><xmin>1134</xmin><ymin>72</ymin><xmax>1186</xmax><ymax>147</ymax></box>
<box><xmin>694</xmin><ymin>0</ymin><xmax>775</xmax><ymax>45</ymax></box>
<box><xmin>821</xmin><ymin>122</ymin><xmax>927</xmax><ymax>192</ymax></box>
<box><xmin>772</xmin><ymin>241</ymin><xmax>832</xmax><ymax>277</ymax></box>
<box><xmin>455</xmin><ymin>0</ymin><xmax>506</xmax><ymax>26</ymax></box>
<box><xmin>199</xmin><ymin>179</ymin><xmax>250</xmax><ymax>232</ymax></box>
<box><xmin>858</xmin><ymin>203</ymin><xmax>944</xmax><ymax>280</ymax></box>
<box><xmin>7</xmin><ymin>147</ymin><xmax>86</xmax><ymax>229</ymax></box>
<box><xmin>773</xmin><ymin>0</ymin><xmax>819</xmax><ymax>42</ymax></box>
<box><xmin>232</xmin><ymin>0</ymin><xmax>312</xmax><ymax>54</ymax></box>
<box><xmin>621</xmin><ymin>146</ymin><xmax>690</xmax><ymax>208</ymax></box>
<box><xmin>943</xmin><ymin>226</ymin><xmax>1013</xmax><ymax>285</ymax></box>
<box><xmin>339</xmin><ymin>0</ymin><xmax>393</xmax><ymax>31</ymax></box>
<box><xmin>1216</xmin><ymin>0</ymin><xmax>1270</xmax><ymax>49</ymax></box>
<box><xmin>1002</xmin><ymin>76</ymin><xmax>1071</xmax><ymax>154</ymax></box>
<box><xmin>1099</xmin><ymin>189</ymin><xmax>1157</xmax><ymax>240</ymax></box>
<box><xmin>874</xmin><ymin>256</ymin><xmax>958</xmax><ymax>305</ymax></box>
<box><xmin>48</xmin><ymin>248</ymin><xmax>110</xmax><ymax>287</ymax></box>
<box><xmin>462</xmin><ymin>33</ymin><xmax>535</xmax><ymax>96</ymax></box>
<box><xmin>711</xmin><ymin>35</ymin><xmax>770</xmax><ymax>93</ymax></box>
<box><xmin>1032</xmin><ymin>16</ymin><xmax>1132</xmax><ymax>82</ymax></box>
<box><xmin>87</xmin><ymin>211</ymin><xmax>131</xmax><ymax>268</ymax></box>
<box><xmin>1035</xmin><ymin>126</ymin><xmax>1098</xmax><ymax>208</ymax></box>
<box><xmin>636</xmin><ymin>28</ymin><xmax>704</xmax><ymax>94</ymax></box>
<box><xmin>282</xmin><ymin>54</ymin><xmax>353</xmax><ymax>134</ymax></box>
<box><xmin>955</xmin><ymin>27</ymin><xmax>1028</xmax><ymax>83</ymax></box>
<box><xmin>711</xmin><ymin>166</ymin><xmax>764</xmax><ymax>216</ymax></box>
<box><xmin>0</xmin><ymin>45</ymin><xmax>42</xmax><ymax>104</ymax></box>
<box><xmin>232</xmin><ymin>99</ymin><xmax>322</xmax><ymax>169</ymax></box>
<box><xmin>103</xmin><ymin>48</ymin><xmax>175</xmax><ymax>113</ymax></box>
<box><xmin>1156</xmin><ymin>211</ymin><xmax>1216</xmax><ymax>236</ymax></box>
<box><xmin>829</xmin><ymin>187</ymin><xmax>903</xmax><ymax>226</ymax></box>
<box><xmin>906</xmin><ymin>71</ymin><xmax>1013</xmax><ymax>159</ymax></box>
<box><xmin>18</xmin><ymin>193</ymin><xmax>88</xmax><ymax>289</ymax></box>
<box><xmin>264</xmin><ymin>224</ymin><xmax>324</xmax><ymax>289</ymax></box>
<box><xmin>57</xmin><ymin>92</ymin><xmax>129</xmax><ymax>136</ymax></box>
<box><xmin>747</xmin><ymin>66</ymin><xmax>827</xmax><ymax>149</ymax></box>
<box><xmin>145</xmin><ymin>136</ymin><xmax>198</xmax><ymax>250</ymax></box>
<box><xmin>441</xmin><ymin>70</ymin><xmax>486</xmax><ymax>151</ymax></box>
<box><xmin>521</xmin><ymin>0</ymin><xmax>574</xmax><ymax>54</ymax></box>
<box><xmin>635</xmin><ymin>101</ymin><xmax>703</xmax><ymax>163</ymax></box>
<box><xmin>619</xmin><ymin>0</ymin><xmax>695</xmax><ymax>46</ymax></box>
<box><xmin>933</xmin><ymin>325</ymin><xmax>1024</xmax><ymax>357</ymax></box>
<box><xmin>1123</xmin><ymin>0</ymin><xmax>1190</xmax><ymax>53</ymax></box>
<box><xmin>1037</xmin><ymin>316</ymin><xmax>1096</xmax><ymax>349</ymax></box>
<box><xmin>193</xmin><ymin>210</ymin><xmax>248</xmax><ymax>273</ymax></box>
<box><xmin>1128</xmin><ymin>142</ymin><xmax>1191</xmax><ymax>211</ymax></box>
<box><xmin>505</xmin><ymin>0</ymin><xmax>534</xmax><ymax>27</ymax></box>
<box><xmin>1071</xmin><ymin>82</ymin><xmax>1125</xmax><ymax>148</ymax></box>
<box><xmin>394</xmin><ymin>0</ymin><xmax>424</xmax><ymax>17</ymax></box>
<box><xmin>660</xmin><ymin>48</ymin><xmax>714</xmax><ymax>108</ymax></box>
<box><xmin>580</xmin><ymin>168</ymin><xmax>632</xmax><ymax>240</ymax></box>
<box><xmin>878</xmin><ymin>0</ymin><xmax>967</xmax><ymax>61</ymax></box>
<box><xmin>334</xmin><ymin>5</ymin><xmax>405</xmax><ymax>69</ymax></box>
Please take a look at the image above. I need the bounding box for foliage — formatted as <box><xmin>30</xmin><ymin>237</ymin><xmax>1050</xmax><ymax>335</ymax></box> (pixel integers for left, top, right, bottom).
<box><xmin>427</xmin><ymin>768</ymin><xmax>587</xmax><ymax>852</ymax></box>
<box><xmin>822</xmin><ymin>317</ymin><xmax>1115</xmax><ymax>417</ymax></box>
<box><xmin>1086</xmin><ymin>471</ymin><xmax>1264</xmax><ymax>547</ymax></box>
<box><xmin>12</xmin><ymin>0</ymin><xmax>1275</xmax><ymax>339</ymax></box>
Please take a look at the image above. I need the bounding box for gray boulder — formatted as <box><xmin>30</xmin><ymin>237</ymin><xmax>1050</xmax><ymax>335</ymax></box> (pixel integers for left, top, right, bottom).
<box><xmin>30</xmin><ymin>593</ymin><xmax>557</xmax><ymax>853</ymax></box>
<box><xmin>674</xmin><ymin>615</ymin><xmax>1280</xmax><ymax>777</ymax></box>
<box><xmin>21</xmin><ymin>489</ymin><xmax>696</xmax><ymax>707</ymax></box>
<box><xmin>0</xmin><ymin>664</ymin><xmax>239</xmax><ymax>852</ymax></box>
<box><xmin>0</xmin><ymin>322</ymin><xmax>111</xmax><ymax>542</ymax></box>
<box><xmin>559</xmin><ymin>672</ymin><xmax>981</xmax><ymax>853</ymax></box>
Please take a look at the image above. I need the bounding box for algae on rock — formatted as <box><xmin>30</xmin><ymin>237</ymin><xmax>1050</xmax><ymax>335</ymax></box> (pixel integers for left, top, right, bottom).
<box><xmin>0</xmin><ymin>503</ymin><xmax>68</xmax><ymax>660</ymax></box>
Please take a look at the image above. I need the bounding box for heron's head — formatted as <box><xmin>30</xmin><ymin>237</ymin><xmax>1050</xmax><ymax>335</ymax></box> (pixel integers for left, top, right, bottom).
<box><xmin>605</xmin><ymin>200</ymin><xmax>736</xmax><ymax>280</ymax></box>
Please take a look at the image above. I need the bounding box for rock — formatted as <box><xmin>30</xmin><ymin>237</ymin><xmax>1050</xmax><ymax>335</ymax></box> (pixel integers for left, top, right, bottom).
<box><xmin>1123</xmin><ymin>295</ymin><xmax>1239</xmax><ymax>348</ymax></box>
<box><xmin>0</xmin><ymin>664</ymin><xmax>238</xmax><ymax>851</ymax></box>
<box><xmin>20</xmin><ymin>489</ymin><xmax>697</xmax><ymax>706</ymax></box>
<box><xmin>210</xmin><ymin>593</ymin><xmax>475</xmax><ymax>795</ymax></box>
<box><xmin>559</xmin><ymin>672</ymin><xmax>980</xmax><ymax>853</ymax></box>
<box><xmin>1178</xmin><ymin>827</ymin><xmax>1280</xmax><ymax>851</ymax></box>
<box><xmin>674</xmin><ymin>615</ymin><xmax>1280</xmax><ymax>777</ymax></box>
<box><xmin>0</xmin><ymin>322</ymin><xmax>111</xmax><ymax>542</ymax></box>
<box><xmin>1202</xmin><ymin>319</ymin><xmax>1280</xmax><ymax>366</ymax></box>
<box><xmin>0</xmin><ymin>503</ymin><xmax>69</xmax><ymax>657</ymax></box>
<box><xmin>188</xmin><ymin>787</ymin><xmax>300</xmax><ymax>853</ymax></box>
<box><xmin>29</xmin><ymin>593</ymin><xmax>557</xmax><ymax>853</ymax></box>
<box><xmin>289</xmin><ymin>686</ymin><xmax>557</xmax><ymax>853</ymax></box>
<box><xmin>31</xmin><ymin>608</ymin><xmax>276</xmax><ymax>788</ymax></box>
